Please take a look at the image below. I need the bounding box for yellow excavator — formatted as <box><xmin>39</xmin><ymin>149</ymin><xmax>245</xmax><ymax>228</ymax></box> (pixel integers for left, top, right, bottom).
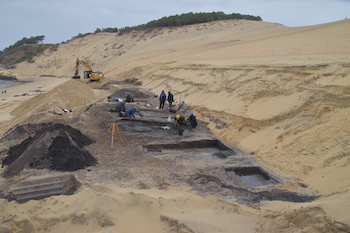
<box><xmin>72</xmin><ymin>58</ymin><xmax>104</xmax><ymax>81</ymax></box>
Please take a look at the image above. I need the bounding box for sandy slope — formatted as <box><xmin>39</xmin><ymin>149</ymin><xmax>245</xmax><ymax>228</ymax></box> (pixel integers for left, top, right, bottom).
<box><xmin>1</xmin><ymin>19</ymin><xmax>350</xmax><ymax>232</ymax></box>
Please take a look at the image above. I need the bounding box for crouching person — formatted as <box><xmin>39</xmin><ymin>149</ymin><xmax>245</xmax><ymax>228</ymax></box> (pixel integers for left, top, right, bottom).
<box><xmin>187</xmin><ymin>112</ymin><xmax>197</xmax><ymax>129</ymax></box>
<box><xmin>125</xmin><ymin>92</ymin><xmax>134</xmax><ymax>102</ymax></box>
<box><xmin>174</xmin><ymin>115</ymin><xmax>186</xmax><ymax>127</ymax></box>
<box><xmin>125</xmin><ymin>107</ymin><xmax>138</xmax><ymax>118</ymax></box>
<box><xmin>114</xmin><ymin>98</ymin><xmax>126</xmax><ymax>117</ymax></box>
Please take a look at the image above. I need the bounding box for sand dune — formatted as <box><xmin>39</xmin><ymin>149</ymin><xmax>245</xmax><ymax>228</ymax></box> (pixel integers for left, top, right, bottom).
<box><xmin>1</xmin><ymin>19</ymin><xmax>350</xmax><ymax>233</ymax></box>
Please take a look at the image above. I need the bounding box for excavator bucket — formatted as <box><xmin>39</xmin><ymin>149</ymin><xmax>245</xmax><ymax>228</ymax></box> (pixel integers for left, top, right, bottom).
<box><xmin>72</xmin><ymin>75</ymin><xmax>80</xmax><ymax>79</ymax></box>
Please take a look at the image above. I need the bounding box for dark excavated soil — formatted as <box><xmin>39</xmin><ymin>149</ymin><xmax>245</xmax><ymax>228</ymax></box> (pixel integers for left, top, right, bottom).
<box><xmin>2</xmin><ymin>123</ymin><xmax>96</xmax><ymax>177</ymax></box>
<box><xmin>0</xmin><ymin>87</ymin><xmax>319</xmax><ymax>204</ymax></box>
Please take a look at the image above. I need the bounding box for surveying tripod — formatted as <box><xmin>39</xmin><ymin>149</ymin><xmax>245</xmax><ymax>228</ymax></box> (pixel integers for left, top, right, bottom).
<box><xmin>102</xmin><ymin>122</ymin><xmax>125</xmax><ymax>149</ymax></box>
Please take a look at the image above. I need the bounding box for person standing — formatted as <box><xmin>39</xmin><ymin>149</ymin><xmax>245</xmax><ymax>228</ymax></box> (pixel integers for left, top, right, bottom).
<box><xmin>159</xmin><ymin>90</ymin><xmax>166</xmax><ymax>109</ymax></box>
<box><xmin>167</xmin><ymin>91</ymin><xmax>174</xmax><ymax>108</ymax></box>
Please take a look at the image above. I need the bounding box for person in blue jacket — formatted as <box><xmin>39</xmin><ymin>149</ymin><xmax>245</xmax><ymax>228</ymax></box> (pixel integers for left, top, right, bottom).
<box><xmin>159</xmin><ymin>90</ymin><xmax>167</xmax><ymax>109</ymax></box>
<box><xmin>125</xmin><ymin>107</ymin><xmax>138</xmax><ymax>118</ymax></box>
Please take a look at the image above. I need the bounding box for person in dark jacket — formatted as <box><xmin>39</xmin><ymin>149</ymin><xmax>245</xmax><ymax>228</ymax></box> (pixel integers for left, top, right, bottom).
<box><xmin>174</xmin><ymin>115</ymin><xmax>186</xmax><ymax>127</ymax></box>
<box><xmin>167</xmin><ymin>91</ymin><xmax>174</xmax><ymax>106</ymax></box>
<box><xmin>114</xmin><ymin>99</ymin><xmax>126</xmax><ymax>117</ymax></box>
<box><xmin>159</xmin><ymin>90</ymin><xmax>166</xmax><ymax>109</ymax></box>
<box><xmin>187</xmin><ymin>112</ymin><xmax>198</xmax><ymax>128</ymax></box>
<box><xmin>125</xmin><ymin>92</ymin><xmax>134</xmax><ymax>102</ymax></box>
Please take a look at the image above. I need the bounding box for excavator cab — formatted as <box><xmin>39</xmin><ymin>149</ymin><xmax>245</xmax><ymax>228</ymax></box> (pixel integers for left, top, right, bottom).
<box><xmin>83</xmin><ymin>70</ymin><xmax>104</xmax><ymax>81</ymax></box>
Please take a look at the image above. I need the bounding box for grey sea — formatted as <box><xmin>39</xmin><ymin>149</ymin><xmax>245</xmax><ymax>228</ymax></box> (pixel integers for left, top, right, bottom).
<box><xmin>0</xmin><ymin>80</ymin><xmax>19</xmax><ymax>89</ymax></box>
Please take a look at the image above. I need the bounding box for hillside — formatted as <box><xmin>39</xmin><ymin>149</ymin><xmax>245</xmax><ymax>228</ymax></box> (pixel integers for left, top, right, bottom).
<box><xmin>0</xmin><ymin>44</ymin><xmax>56</xmax><ymax>67</ymax></box>
<box><xmin>1</xmin><ymin>19</ymin><xmax>350</xmax><ymax>232</ymax></box>
<box><xmin>11</xmin><ymin>19</ymin><xmax>350</xmax><ymax>194</ymax></box>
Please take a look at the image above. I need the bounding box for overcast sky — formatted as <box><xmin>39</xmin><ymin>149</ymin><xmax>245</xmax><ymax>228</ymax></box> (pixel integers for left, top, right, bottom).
<box><xmin>0</xmin><ymin>0</ymin><xmax>349</xmax><ymax>51</ymax></box>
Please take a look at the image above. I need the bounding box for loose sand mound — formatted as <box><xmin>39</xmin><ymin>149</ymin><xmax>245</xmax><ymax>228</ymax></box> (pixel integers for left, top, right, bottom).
<box><xmin>0</xmin><ymin>79</ymin><xmax>111</xmax><ymax>137</ymax></box>
<box><xmin>10</xmin><ymin>79</ymin><xmax>103</xmax><ymax>119</ymax></box>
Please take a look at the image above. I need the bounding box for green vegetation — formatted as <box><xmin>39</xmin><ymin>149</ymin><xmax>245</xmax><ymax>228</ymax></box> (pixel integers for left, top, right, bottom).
<box><xmin>71</xmin><ymin>33</ymin><xmax>86</xmax><ymax>40</ymax></box>
<box><xmin>119</xmin><ymin>11</ymin><xmax>262</xmax><ymax>33</ymax></box>
<box><xmin>95</xmin><ymin>27</ymin><xmax>118</xmax><ymax>33</ymax></box>
<box><xmin>0</xmin><ymin>36</ymin><xmax>51</xmax><ymax>66</ymax></box>
<box><xmin>90</xmin><ymin>11</ymin><xmax>262</xmax><ymax>35</ymax></box>
<box><xmin>2</xmin><ymin>36</ymin><xmax>45</xmax><ymax>53</ymax></box>
<box><xmin>71</xmin><ymin>27</ymin><xmax>119</xmax><ymax>40</ymax></box>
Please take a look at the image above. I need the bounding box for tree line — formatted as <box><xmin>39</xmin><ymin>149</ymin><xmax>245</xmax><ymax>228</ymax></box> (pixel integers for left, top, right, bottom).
<box><xmin>1</xmin><ymin>36</ymin><xmax>45</xmax><ymax>54</ymax></box>
<box><xmin>93</xmin><ymin>11</ymin><xmax>262</xmax><ymax>34</ymax></box>
<box><xmin>145</xmin><ymin>11</ymin><xmax>261</xmax><ymax>28</ymax></box>
<box><xmin>0</xmin><ymin>36</ymin><xmax>48</xmax><ymax>65</ymax></box>
<box><xmin>94</xmin><ymin>27</ymin><xmax>118</xmax><ymax>33</ymax></box>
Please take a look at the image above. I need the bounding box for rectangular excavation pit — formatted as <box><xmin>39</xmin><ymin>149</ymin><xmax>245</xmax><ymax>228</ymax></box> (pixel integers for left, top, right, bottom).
<box><xmin>119</xmin><ymin>119</ymin><xmax>175</xmax><ymax>135</ymax></box>
<box><xmin>225</xmin><ymin>167</ymin><xmax>277</xmax><ymax>187</ymax></box>
<box><xmin>121</xmin><ymin>110</ymin><xmax>172</xmax><ymax>123</ymax></box>
<box><xmin>121</xmin><ymin>117</ymin><xmax>173</xmax><ymax>125</ymax></box>
<box><xmin>143</xmin><ymin>140</ymin><xmax>236</xmax><ymax>160</ymax></box>
<box><xmin>136</xmin><ymin>110</ymin><xmax>169</xmax><ymax>118</ymax></box>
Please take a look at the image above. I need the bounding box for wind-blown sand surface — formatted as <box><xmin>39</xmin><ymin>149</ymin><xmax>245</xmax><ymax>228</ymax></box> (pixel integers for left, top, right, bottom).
<box><xmin>0</xmin><ymin>74</ymin><xmax>70</xmax><ymax>122</ymax></box>
<box><xmin>0</xmin><ymin>19</ymin><xmax>350</xmax><ymax>232</ymax></box>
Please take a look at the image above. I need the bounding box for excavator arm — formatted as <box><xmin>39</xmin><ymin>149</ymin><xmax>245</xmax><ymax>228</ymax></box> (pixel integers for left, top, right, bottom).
<box><xmin>73</xmin><ymin>58</ymin><xmax>92</xmax><ymax>77</ymax></box>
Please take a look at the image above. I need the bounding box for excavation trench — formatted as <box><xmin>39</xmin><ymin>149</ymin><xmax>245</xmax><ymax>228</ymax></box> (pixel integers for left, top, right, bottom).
<box><xmin>119</xmin><ymin>117</ymin><xmax>185</xmax><ymax>136</ymax></box>
<box><xmin>225</xmin><ymin>167</ymin><xmax>277</xmax><ymax>187</ymax></box>
<box><xmin>144</xmin><ymin>139</ymin><xmax>232</xmax><ymax>152</ymax></box>
<box><xmin>0</xmin><ymin>106</ymin><xmax>319</xmax><ymax>204</ymax></box>
<box><xmin>117</xmin><ymin>116</ymin><xmax>319</xmax><ymax>204</ymax></box>
<box><xmin>143</xmin><ymin>139</ymin><xmax>237</xmax><ymax>160</ymax></box>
